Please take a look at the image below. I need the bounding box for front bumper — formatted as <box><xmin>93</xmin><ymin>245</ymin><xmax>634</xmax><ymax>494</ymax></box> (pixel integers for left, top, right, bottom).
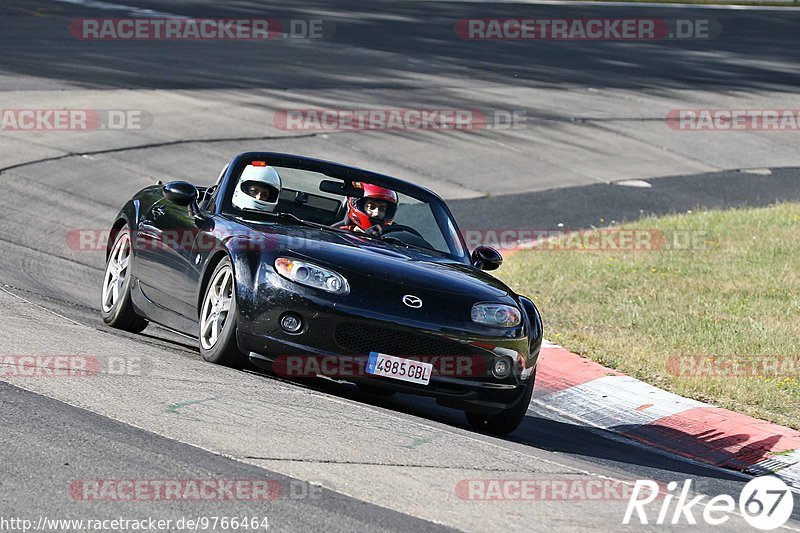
<box><xmin>236</xmin><ymin>284</ymin><xmax>539</xmax><ymax>414</ymax></box>
<box><xmin>245</xmin><ymin>342</ymin><xmax>534</xmax><ymax>414</ymax></box>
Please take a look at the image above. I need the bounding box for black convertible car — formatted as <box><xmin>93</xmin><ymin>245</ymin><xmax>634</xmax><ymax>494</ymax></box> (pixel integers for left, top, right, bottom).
<box><xmin>101</xmin><ymin>152</ymin><xmax>542</xmax><ymax>434</ymax></box>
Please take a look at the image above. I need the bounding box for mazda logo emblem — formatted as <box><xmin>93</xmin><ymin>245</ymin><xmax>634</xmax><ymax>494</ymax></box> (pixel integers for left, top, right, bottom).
<box><xmin>402</xmin><ymin>295</ymin><xmax>422</xmax><ymax>308</ymax></box>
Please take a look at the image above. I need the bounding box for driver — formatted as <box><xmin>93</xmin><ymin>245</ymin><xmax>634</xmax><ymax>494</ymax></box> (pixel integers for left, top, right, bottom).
<box><xmin>232</xmin><ymin>164</ymin><xmax>282</xmax><ymax>213</ymax></box>
<box><xmin>341</xmin><ymin>183</ymin><xmax>398</xmax><ymax>234</ymax></box>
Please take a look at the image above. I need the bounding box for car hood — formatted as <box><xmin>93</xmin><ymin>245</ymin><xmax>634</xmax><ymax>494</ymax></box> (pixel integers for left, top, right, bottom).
<box><xmin>236</xmin><ymin>220</ymin><xmax>513</xmax><ymax>301</ymax></box>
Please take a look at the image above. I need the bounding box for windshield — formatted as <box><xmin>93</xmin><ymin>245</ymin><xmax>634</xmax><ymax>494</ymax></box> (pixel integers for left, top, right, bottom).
<box><xmin>220</xmin><ymin>161</ymin><xmax>467</xmax><ymax>261</ymax></box>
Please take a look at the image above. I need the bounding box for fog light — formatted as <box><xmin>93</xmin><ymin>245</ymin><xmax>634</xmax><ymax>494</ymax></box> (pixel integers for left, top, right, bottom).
<box><xmin>492</xmin><ymin>357</ymin><xmax>513</xmax><ymax>379</ymax></box>
<box><xmin>280</xmin><ymin>313</ymin><xmax>303</xmax><ymax>333</ymax></box>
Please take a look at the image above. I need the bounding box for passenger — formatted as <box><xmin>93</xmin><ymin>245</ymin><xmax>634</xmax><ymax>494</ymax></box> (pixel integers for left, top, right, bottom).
<box><xmin>232</xmin><ymin>165</ymin><xmax>282</xmax><ymax>213</ymax></box>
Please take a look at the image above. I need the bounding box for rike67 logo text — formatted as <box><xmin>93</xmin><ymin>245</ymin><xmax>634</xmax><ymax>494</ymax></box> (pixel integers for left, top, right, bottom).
<box><xmin>624</xmin><ymin>476</ymin><xmax>794</xmax><ymax>530</ymax></box>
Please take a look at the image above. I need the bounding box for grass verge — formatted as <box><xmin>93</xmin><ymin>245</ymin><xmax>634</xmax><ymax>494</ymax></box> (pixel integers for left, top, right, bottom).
<box><xmin>498</xmin><ymin>203</ymin><xmax>800</xmax><ymax>429</ymax></box>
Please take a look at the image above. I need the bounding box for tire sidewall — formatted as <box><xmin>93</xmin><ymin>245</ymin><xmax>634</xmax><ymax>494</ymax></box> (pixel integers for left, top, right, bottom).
<box><xmin>199</xmin><ymin>257</ymin><xmax>241</xmax><ymax>364</ymax></box>
<box><xmin>100</xmin><ymin>227</ymin><xmax>135</xmax><ymax>324</ymax></box>
<box><xmin>467</xmin><ymin>369</ymin><xmax>536</xmax><ymax>434</ymax></box>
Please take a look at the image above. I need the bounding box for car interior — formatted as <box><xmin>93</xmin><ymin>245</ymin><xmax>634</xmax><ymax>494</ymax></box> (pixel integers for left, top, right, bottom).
<box><xmin>275</xmin><ymin>187</ymin><xmax>346</xmax><ymax>226</ymax></box>
<box><xmin>194</xmin><ymin>165</ymin><xmax>451</xmax><ymax>255</ymax></box>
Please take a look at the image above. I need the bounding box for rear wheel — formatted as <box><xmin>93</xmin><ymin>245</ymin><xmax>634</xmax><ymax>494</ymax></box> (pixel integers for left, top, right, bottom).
<box><xmin>199</xmin><ymin>258</ymin><xmax>245</xmax><ymax>367</ymax></box>
<box><xmin>465</xmin><ymin>371</ymin><xmax>535</xmax><ymax>435</ymax></box>
<box><xmin>100</xmin><ymin>226</ymin><xmax>148</xmax><ymax>333</ymax></box>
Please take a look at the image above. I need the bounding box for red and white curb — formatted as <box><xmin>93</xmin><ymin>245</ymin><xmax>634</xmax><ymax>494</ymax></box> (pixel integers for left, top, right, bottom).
<box><xmin>531</xmin><ymin>340</ymin><xmax>800</xmax><ymax>489</ymax></box>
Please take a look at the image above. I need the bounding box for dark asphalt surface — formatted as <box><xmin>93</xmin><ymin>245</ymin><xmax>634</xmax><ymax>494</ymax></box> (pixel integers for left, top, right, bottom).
<box><xmin>450</xmin><ymin>167</ymin><xmax>800</xmax><ymax>230</ymax></box>
<box><xmin>4</xmin><ymin>0</ymin><xmax>800</xmax><ymax>91</ymax></box>
<box><xmin>0</xmin><ymin>381</ymin><xmax>454</xmax><ymax>533</ymax></box>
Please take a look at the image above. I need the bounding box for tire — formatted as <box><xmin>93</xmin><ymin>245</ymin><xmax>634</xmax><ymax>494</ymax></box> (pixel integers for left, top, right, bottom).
<box><xmin>198</xmin><ymin>257</ymin><xmax>245</xmax><ymax>367</ymax></box>
<box><xmin>100</xmin><ymin>225</ymin><xmax>148</xmax><ymax>333</ymax></box>
<box><xmin>465</xmin><ymin>371</ymin><xmax>536</xmax><ymax>435</ymax></box>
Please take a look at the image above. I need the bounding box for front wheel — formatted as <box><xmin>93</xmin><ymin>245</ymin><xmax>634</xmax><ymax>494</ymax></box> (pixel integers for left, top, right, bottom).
<box><xmin>100</xmin><ymin>225</ymin><xmax>148</xmax><ymax>333</ymax></box>
<box><xmin>198</xmin><ymin>257</ymin><xmax>245</xmax><ymax>367</ymax></box>
<box><xmin>465</xmin><ymin>371</ymin><xmax>535</xmax><ymax>435</ymax></box>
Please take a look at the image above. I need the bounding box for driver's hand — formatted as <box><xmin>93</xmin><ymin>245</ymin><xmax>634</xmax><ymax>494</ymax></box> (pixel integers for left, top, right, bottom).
<box><xmin>365</xmin><ymin>224</ymin><xmax>384</xmax><ymax>236</ymax></box>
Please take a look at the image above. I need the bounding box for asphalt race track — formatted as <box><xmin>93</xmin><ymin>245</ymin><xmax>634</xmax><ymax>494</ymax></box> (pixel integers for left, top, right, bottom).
<box><xmin>1</xmin><ymin>1</ymin><xmax>799</xmax><ymax>531</ymax></box>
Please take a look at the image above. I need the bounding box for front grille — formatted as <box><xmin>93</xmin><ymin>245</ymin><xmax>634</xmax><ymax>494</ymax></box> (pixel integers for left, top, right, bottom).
<box><xmin>334</xmin><ymin>322</ymin><xmax>470</xmax><ymax>357</ymax></box>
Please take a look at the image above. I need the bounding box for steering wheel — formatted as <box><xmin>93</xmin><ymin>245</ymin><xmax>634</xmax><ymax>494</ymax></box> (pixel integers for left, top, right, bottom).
<box><xmin>378</xmin><ymin>224</ymin><xmax>424</xmax><ymax>239</ymax></box>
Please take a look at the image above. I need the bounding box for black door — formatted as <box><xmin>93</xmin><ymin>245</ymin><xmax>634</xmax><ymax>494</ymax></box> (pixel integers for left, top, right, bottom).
<box><xmin>134</xmin><ymin>199</ymin><xmax>200</xmax><ymax>321</ymax></box>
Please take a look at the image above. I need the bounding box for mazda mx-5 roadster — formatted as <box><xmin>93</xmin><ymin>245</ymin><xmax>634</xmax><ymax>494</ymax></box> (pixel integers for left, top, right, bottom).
<box><xmin>100</xmin><ymin>152</ymin><xmax>542</xmax><ymax>434</ymax></box>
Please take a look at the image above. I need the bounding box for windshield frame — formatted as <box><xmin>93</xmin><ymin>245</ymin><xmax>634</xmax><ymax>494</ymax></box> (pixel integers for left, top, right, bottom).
<box><xmin>213</xmin><ymin>152</ymin><xmax>470</xmax><ymax>263</ymax></box>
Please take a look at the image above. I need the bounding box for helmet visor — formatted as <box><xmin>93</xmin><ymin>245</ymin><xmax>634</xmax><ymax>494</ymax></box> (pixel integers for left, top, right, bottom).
<box><xmin>357</xmin><ymin>197</ymin><xmax>397</xmax><ymax>221</ymax></box>
<box><xmin>241</xmin><ymin>180</ymin><xmax>279</xmax><ymax>203</ymax></box>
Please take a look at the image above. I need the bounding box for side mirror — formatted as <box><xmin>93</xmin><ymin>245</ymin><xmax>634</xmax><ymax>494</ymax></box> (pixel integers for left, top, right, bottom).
<box><xmin>471</xmin><ymin>246</ymin><xmax>503</xmax><ymax>271</ymax></box>
<box><xmin>162</xmin><ymin>181</ymin><xmax>198</xmax><ymax>206</ymax></box>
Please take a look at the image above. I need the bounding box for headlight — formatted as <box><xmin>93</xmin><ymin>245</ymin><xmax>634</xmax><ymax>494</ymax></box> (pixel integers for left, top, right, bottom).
<box><xmin>471</xmin><ymin>303</ymin><xmax>521</xmax><ymax>327</ymax></box>
<box><xmin>274</xmin><ymin>257</ymin><xmax>349</xmax><ymax>295</ymax></box>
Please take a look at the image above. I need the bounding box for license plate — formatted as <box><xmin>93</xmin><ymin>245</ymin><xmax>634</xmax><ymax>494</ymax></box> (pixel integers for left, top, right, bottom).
<box><xmin>366</xmin><ymin>352</ymin><xmax>432</xmax><ymax>385</ymax></box>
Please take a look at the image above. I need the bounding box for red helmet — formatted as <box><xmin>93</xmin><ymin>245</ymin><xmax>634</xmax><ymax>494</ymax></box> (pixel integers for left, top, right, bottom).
<box><xmin>346</xmin><ymin>183</ymin><xmax>398</xmax><ymax>230</ymax></box>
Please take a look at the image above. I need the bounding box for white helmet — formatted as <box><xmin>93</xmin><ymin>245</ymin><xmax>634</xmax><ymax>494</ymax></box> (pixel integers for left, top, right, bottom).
<box><xmin>232</xmin><ymin>164</ymin><xmax>282</xmax><ymax>213</ymax></box>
